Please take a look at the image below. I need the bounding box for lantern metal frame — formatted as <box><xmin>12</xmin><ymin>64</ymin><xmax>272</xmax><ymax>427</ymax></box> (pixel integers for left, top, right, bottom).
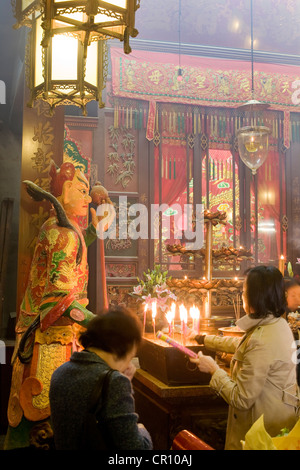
<box><xmin>13</xmin><ymin>0</ymin><xmax>141</xmax><ymax>54</ymax></box>
<box><xmin>12</xmin><ymin>0</ymin><xmax>42</xmax><ymax>27</ymax></box>
<box><xmin>46</xmin><ymin>0</ymin><xmax>140</xmax><ymax>53</ymax></box>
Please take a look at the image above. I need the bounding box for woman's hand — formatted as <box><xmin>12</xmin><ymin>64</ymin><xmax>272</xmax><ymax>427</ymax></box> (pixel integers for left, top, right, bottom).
<box><xmin>190</xmin><ymin>351</ymin><xmax>219</xmax><ymax>375</ymax></box>
<box><xmin>122</xmin><ymin>361</ymin><xmax>137</xmax><ymax>381</ymax></box>
<box><xmin>187</xmin><ymin>329</ymin><xmax>206</xmax><ymax>345</ymax></box>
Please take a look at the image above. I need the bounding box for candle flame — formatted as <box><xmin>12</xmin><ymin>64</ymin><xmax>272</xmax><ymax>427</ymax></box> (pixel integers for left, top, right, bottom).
<box><xmin>189</xmin><ymin>305</ymin><xmax>200</xmax><ymax>319</ymax></box>
<box><xmin>179</xmin><ymin>304</ymin><xmax>187</xmax><ymax>323</ymax></box>
<box><xmin>166</xmin><ymin>310</ymin><xmax>174</xmax><ymax>323</ymax></box>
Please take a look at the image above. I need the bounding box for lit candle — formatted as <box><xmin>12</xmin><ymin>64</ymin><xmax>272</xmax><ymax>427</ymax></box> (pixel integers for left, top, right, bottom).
<box><xmin>166</xmin><ymin>310</ymin><xmax>175</xmax><ymax>336</ymax></box>
<box><xmin>152</xmin><ymin>301</ymin><xmax>157</xmax><ymax>338</ymax></box>
<box><xmin>179</xmin><ymin>304</ymin><xmax>187</xmax><ymax>345</ymax></box>
<box><xmin>143</xmin><ymin>303</ymin><xmax>148</xmax><ymax>335</ymax></box>
<box><xmin>190</xmin><ymin>305</ymin><xmax>200</xmax><ymax>333</ymax></box>
<box><xmin>189</xmin><ymin>305</ymin><xmax>196</xmax><ymax>331</ymax></box>
<box><xmin>171</xmin><ymin>302</ymin><xmax>176</xmax><ymax>336</ymax></box>
<box><xmin>196</xmin><ymin>307</ymin><xmax>200</xmax><ymax>333</ymax></box>
<box><xmin>279</xmin><ymin>255</ymin><xmax>285</xmax><ymax>276</ymax></box>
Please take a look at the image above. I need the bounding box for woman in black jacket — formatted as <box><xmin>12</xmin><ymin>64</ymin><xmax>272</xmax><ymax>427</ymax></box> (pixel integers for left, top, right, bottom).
<box><xmin>49</xmin><ymin>307</ymin><xmax>153</xmax><ymax>450</ymax></box>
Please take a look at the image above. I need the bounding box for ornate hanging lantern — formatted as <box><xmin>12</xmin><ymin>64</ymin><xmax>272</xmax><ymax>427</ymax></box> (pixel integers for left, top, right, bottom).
<box><xmin>26</xmin><ymin>11</ymin><xmax>108</xmax><ymax>114</ymax></box>
<box><xmin>13</xmin><ymin>0</ymin><xmax>141</xmax><ymax>113</ymax></box>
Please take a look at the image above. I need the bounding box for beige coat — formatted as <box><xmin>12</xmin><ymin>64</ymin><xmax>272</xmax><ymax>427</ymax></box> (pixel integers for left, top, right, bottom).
<box><xmin>204</xmin><ymin>315</ymin><xmax>299</xmax><ymax>450</ymax></box>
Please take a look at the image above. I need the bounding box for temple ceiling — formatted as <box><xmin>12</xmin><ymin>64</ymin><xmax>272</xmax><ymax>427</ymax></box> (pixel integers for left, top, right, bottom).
<box><xmin>136</xmin><ymin>0</ymin><xmax>300</xmax><ymax>56</ymax></box>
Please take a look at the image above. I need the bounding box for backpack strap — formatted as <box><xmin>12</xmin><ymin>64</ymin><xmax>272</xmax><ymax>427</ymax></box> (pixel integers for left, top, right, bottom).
<box><xmin>88</xmin><ymin>368</ymin><xmax>114</xmax><ymax>414</ymax></box>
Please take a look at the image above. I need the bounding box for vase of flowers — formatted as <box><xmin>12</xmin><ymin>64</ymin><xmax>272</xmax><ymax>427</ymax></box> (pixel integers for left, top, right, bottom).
<box><xmin>131</xmin><ymin>265</ymin><xmax>177</xmax><ymax>331</ymax></box>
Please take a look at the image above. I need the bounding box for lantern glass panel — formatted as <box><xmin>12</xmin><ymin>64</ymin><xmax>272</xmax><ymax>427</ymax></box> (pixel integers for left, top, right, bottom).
<box><xmin>85</xmin><ymin>41</ymin><xmax>98</xmax><ymax>87</ymax></box>
<box><xmin>22</xmin><ymin>0</ymin><xmax>35</xmax><ymax>10</ymax></box>
<box><xmin>51</xmin><ymin>35</ymin><xmax>78</xmax><ymax>81</ymax></box>
<box><xmin>53</xmin><ymin>13</ymin><xmax>84</xmax><ymax>27</ymax></box>
<box><xmin>52</xmin><ymin>0</ymin><xmax>127</xmax><ymax>11</ymax></box>
<box><xmin>34</xmin><ymin>15</ymin><xmax>44</xmax><ymax>87</ymax></box>
<box><xmin>101</xmin><ymin>0</ymin><xmax>127</xmax><ymax>8</ymax></box>
<box><xmin>94</xmin><ymin>12</ymin><xmax>121</xmax><ymax>23</ymax></box>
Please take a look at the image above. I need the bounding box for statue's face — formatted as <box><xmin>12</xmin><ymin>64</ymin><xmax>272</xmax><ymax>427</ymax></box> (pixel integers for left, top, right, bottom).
<box><xmin>61</xmin><ymin>170</ymin><xmax>92</xmax><ymax>217</ymax></box>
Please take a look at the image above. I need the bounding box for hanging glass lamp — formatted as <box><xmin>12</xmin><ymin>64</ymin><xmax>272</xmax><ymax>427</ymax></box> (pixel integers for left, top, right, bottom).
<box><xmin>237</xmin><ymin>0</ymin><xmax>270</xmax><ymax>175</ymax></box>
<box><xmin>237</xmin><ymin>125</ymin><xmax>271</xmax><ymax>175</ymax></box>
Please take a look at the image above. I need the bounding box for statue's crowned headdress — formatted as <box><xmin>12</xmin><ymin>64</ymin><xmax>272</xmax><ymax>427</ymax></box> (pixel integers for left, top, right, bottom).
<box><xmin>49</xmin><ymin>161</ymin><xmax>89</xmax><ymax>197</ymax></box>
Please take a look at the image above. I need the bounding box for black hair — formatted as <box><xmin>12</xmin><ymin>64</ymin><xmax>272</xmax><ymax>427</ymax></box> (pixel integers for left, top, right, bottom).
<box><xmin>245</xmin><ymin>265</ymin><xmax>286</xmax><ymax>319</ymax></box>
<box><xmin>79</xmin><ymin>306</ymin><xmax>142</xmax><ymax>359</ymax></box>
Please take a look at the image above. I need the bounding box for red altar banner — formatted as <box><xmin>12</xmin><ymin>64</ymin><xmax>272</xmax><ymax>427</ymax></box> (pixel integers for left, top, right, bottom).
<box><xmin>146</xmin><ymin>100</ymin><xmax>156</xmax><ymax>141</ymax></box>
<box><xmin>283</xmin><ymin>110</ymin><xmax>291</xmax><ymax>148</ymax></box>
<box><xmin>111</xmin><ymin>47</ymin><xmax>300</xmax><ymax>112</ymax></box>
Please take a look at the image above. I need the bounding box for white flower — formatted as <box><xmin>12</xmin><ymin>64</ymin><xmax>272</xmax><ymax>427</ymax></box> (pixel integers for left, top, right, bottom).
<box><xmin>288</xmin><ymin>311</ymin><xmax>300</xmax><ymax>319</ymax></box>
<box><xmin>133</xmin><ymin>285</ymin><xmax>143</xmax><ymax>295</ymax></box>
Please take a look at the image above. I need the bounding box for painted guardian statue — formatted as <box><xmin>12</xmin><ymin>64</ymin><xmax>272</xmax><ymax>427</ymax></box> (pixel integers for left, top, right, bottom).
<box><xmin>5</xmin><ymin>161</ymin><xmax>115</xmax><ymax>449</ymax></box>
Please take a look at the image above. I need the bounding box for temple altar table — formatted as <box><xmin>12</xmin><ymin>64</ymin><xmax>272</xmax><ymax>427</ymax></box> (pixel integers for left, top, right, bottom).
<box><xmin>132</xmin><ymin>368</ymin><xmax>228</xmax><ymax>450</ymax></box>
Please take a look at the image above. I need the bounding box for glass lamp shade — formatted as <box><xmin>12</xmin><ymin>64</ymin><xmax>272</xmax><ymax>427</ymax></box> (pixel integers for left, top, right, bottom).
<box><xmin>237</xmin><ymin>126</ymin><xmax>271</xmax><ymax>175</ymax></box>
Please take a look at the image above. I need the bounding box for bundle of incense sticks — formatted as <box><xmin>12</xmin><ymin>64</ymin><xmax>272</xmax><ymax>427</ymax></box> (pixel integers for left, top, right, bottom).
<box><xmin>156</xmin><ymin>331</ymin><xmax>198</xmax><ymax>358</ymax></box>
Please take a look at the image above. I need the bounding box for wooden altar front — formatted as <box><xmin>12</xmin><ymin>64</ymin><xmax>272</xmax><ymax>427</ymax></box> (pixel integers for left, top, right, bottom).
<box><xmin>132</xmin><ymin>368</ymin><xmax>228</xmax><ymax>450</ymax></box>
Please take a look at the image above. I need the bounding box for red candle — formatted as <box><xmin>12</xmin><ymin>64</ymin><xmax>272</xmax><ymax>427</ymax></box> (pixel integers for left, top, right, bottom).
<box><xmin>179</xmin><ymin>304</ymin><xmax>187</xmax><ymax>345</ymax></box>
<box><xmin>152</xmin><ymin>301</ymin><xmax>157</xmax><ymax>338</ymax></box>
<box><xmin>279</xmin><ymin>255</ymin><xmax>285</xmax><ymax>276</ymax></box>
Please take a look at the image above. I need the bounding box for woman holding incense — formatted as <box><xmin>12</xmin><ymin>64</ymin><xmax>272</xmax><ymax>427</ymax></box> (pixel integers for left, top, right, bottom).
<box><xmin>191</xmin><ymin>265</ymin><xmax>299</xmax><ymax>450</ymax></box>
